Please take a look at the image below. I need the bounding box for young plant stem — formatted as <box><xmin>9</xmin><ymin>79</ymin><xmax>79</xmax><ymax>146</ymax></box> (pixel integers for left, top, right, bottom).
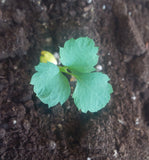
<box><xmin>59</xmin><ymin>66</ymin><xmax>78</xmax><ymax>79</ymax></box>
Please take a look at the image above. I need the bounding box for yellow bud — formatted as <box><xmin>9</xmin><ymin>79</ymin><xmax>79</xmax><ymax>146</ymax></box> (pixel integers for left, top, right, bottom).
<box><xmin>40</xmin><ymin>51</ymin><xmax>57</xmax><ymax>65</ymax></box>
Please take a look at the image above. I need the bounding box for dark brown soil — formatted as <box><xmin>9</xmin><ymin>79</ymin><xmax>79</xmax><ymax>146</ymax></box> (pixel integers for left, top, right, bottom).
<box><xmin>1</xmin><ymin>0</ymin><xmax>149</xmax><ymax>159</ymax></box>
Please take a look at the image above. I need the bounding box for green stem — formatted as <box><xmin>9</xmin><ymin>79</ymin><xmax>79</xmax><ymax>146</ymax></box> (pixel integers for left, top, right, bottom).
<box><xmin>59</xmin><ymin>66</ymin><xmax>78</xmax><ymax>79</ymax></box>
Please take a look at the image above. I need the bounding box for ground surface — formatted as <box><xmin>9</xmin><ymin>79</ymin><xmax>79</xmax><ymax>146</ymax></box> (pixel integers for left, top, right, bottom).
<box><xmin>0</xmin><ymin>0</ymin><xmax>149</xmax><ymax>159</ymax></box>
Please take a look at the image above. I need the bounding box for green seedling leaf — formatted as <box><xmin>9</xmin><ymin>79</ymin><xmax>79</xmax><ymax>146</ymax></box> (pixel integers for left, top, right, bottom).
<box><xmin>30</xmin><ymin>37</ymin><xmax>113</xmax><ymax>113</ymax></box>
<box><xmin>73</xmin><ymin>72</ymin><xmax>113</xmax><ymax>113</ymax></box>
<box><xmin>60</xmin><ymin>37</ymin><xmax>98</xmax><ymax>73</ymax></box>
<box><xmin>30</xmin><ymin>62</ymin><xmax>70</xmax><ymax>107</ymax></box>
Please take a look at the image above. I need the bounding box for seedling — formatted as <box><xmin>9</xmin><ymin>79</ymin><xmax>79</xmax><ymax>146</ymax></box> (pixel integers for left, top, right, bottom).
<box><xmin>30</xmin><ymin>37</ymin><xmax>113</xmax><ymax>113</ymax></box>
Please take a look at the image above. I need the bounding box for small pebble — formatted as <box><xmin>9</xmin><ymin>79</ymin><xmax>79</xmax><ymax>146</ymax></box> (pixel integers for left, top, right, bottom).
<box><xmin>54</xmin><ymin>52</ymin><xmax>59</xmax><ymax>59</ymax></box>
<box><xmin>96</xmin><ymin>65</ymin><xmax>103</xmax><ymax>71</ymax></box>
<box><xmin>7</xmin><ymin>99</ymin><xmax>11</xmax><ymax>103</ymax></box>
<box><xmin>1</xmin><ymin>0</ymin><xmax>6</xmax><ymax>4</ymax></box>
<box><xmin>87</xmin><ymin>157</ymin><xmax>91</xmax><ymax>160</ymax></box>
<box><xmin>135</xmin><ymin>118</ymin><xmax>139</xmax><ymax>125</ymax></box>
<box><xmin>128</xmin><ymin>11</ymin><xmax>132</xmax><ymax>16</ymax></box>
<box><xmin>54</xmin><ymin>52</ymin><xmax>61</xmax><ymax>65</ymax></box>
<box><xmin>70</xmin><ymin>76</ymin><xmax>77</xmax><ymax>82</ymax></box>
<box><xmin>102</xmin><ymin>5</ymin><xmax>106</xmax><ymax>10</ymax></box>
<box><xmin>108</xmin><ymin>61</ymin><xmax>112</xmax><ymax>66</ymax></box>
<box><xmin>113</xmin><ymin>149</ymin><xmax>118</xmax><ymax>158</ymax></box>
<box><xmin>67</xmin><ymin>105</ymin><xmax>71</xmax><ymax>109</ymax></box>
<box><xmin>84</xmin><ymin>5</ymin><xmax>92</xmax><ymax>12</ymax></box>
<box><xmin>121</xmin><ymin>78</ymin><xmax>125</xmax><ymax>81</ymax></box>
<box><xmin>42</xmin><ymin>22</ymin><xmax>48</xmax><ymax>29</ymax></box>
<box><xmin>108</xmin><ymin>52</ymin><xmax>110</xmax><ymax>55</ymax></box>
<box><xmin>49</xmin><ymin>140</ymin><xmax>56</xmax><ymax>150</ymax></box>
<box><xmin>87</xmin><ymin>0</ymin><xmax>92</xmax><ymax>4</ymax></box>
<box><xmin>131</xmin><ymin>96</ymin><xmax>136</xmax><ymax>100</ymax></box>
<box><xmin>45</xmin><ymin>37</ymin><xmax>52</xmax><ymax>43</ymax></box>
<box><xmin>37</xmin><ymin>0</ymin><xmax>41</xmax><ymax>5</ymax></box>
<box><xmin>118</xmin><ymin>119</ymin><xmax>125</xmax><ymax>125</ymax></box>
<box><xmin>13</xmin><ymin>120</ymin><xmax>17</xmax><ymax>125</ymax></box>
<box><xmin>40</xmin><ymin>5</ymin><xmax>47</xmax><ymax>11</ymax></box>
<box><xmin>57</xmin><ymin>124</ymin><xmax>63</xmax><ymax>130</ymax></box>
<box><xmin>14</xmin><ymin>66</ymin><xmax>18</xmax><ymax>70</ymax></box>
<box><xmin>41</xmin><ymin>7</ymin><xmax>44</xmax><ymax>10</ymax></box>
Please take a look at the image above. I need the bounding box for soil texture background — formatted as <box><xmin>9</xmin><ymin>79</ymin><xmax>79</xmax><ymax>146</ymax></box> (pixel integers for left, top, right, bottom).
<box><xmin>0</xmin><ymin>0</ymin><xmax>149</xmax><ymax>160</ymax></box>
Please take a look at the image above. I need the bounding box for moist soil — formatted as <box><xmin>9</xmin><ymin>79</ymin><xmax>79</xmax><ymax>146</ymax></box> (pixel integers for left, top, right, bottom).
<box><xmin>0</xmin><ymin>0</ymin><xmax>149</xmax><ymax>160</ymax></box>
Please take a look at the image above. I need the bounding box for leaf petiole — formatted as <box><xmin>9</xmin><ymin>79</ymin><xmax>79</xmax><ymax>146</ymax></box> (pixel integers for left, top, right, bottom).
<box><xmin>59</xmin><ymin>66</ymin><xmax>78</xmax><ymax>79</ymax></box>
